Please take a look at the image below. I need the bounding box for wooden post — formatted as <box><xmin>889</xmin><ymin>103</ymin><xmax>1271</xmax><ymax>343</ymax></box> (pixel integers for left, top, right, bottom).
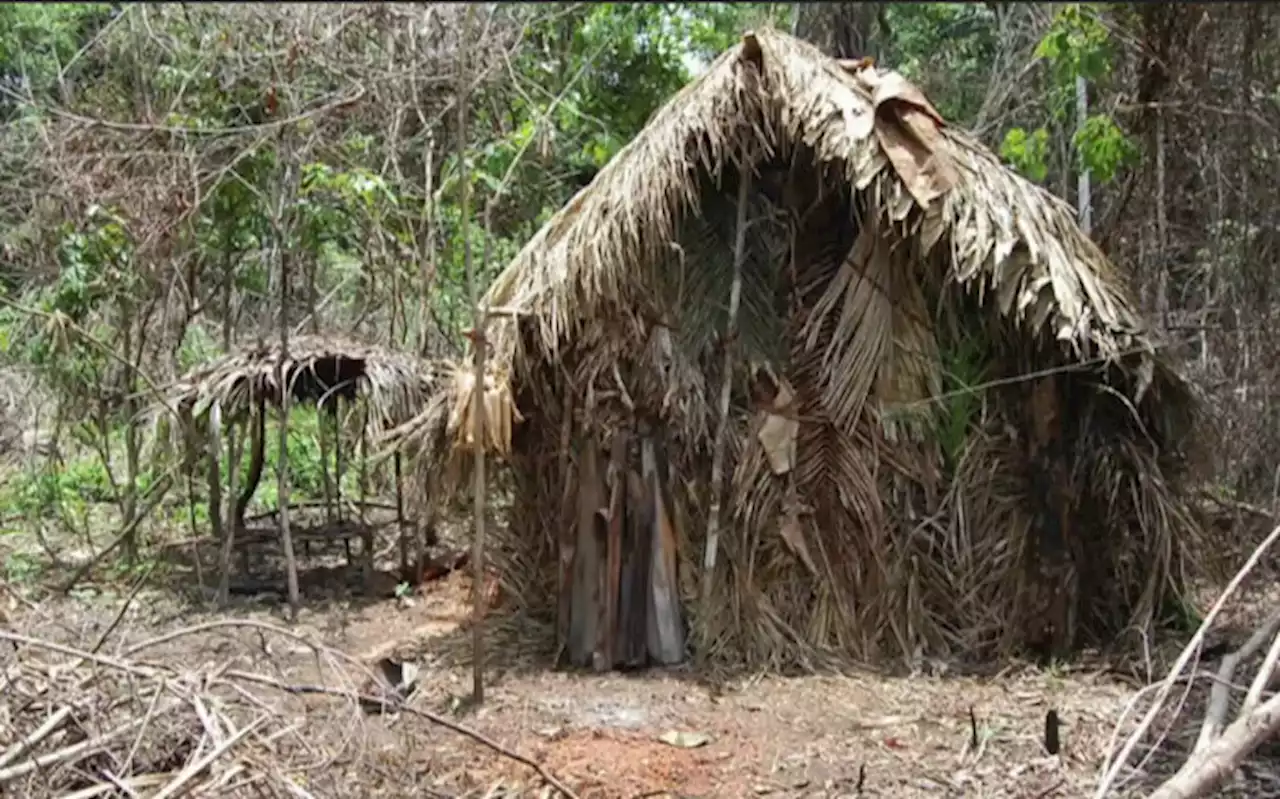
<box><xmin>318</xmin><ymin>399</ymin><xmax>335</xmax><ymax>527</ymax></box>
<box><xmin>698</xmin><ymin>163</ymin><xmax>753</xmax><ymax>653</ymax></box>
<box><xmin>227</xmin><ymin>415</ymin><xmax>244</xmax><ymax>578</ymax></box>
<box><xmin>457</xmin><ymin>3</ymin><xmax>488</xmax><ymax>706</ymax></box>
<box><xmin>394</xmin><ymin>451</ymin><xmax>409</xmax><ymax>581</ymax></box>
<box><xmin>359</xmin><ymin>401</ymin><xmax>373</xmax><ymax>591</ymax></box>
<box><xmin>209</xmin><ymin>404</ymin><xmax>227</xmax><ymax>606</ymax></box>
<box><xmin>335</xmin><ymin>399</ymin><xmax>350</xmax><ymax>564</ymax></box>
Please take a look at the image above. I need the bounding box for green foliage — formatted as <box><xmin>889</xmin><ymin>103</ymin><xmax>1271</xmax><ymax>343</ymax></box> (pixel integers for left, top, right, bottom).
<box><xmin>178</xmin><ymin>324</ymin><xmax>221</xmax><ymax>373</ymax></box>
<box><xmin>4</xmin><ymin>551</ymin><xmax>42</xmax><ymax>584</ymax></box>
<box><xmin>0</xmin><ymin>3</ymin><xmax>112</xmax><ymax>109</ymax></box>
<box><xmin>1034</xmin><ymin>4</ymin><xmax>1112</xmax><ymax>86</ymax></box>
<box><xmin>197</xmin><ymin>149</ymin><xmax>274</xmax><ymax>261</ymax></box>
<box><xmin>221</xmin><ymin>407</ymin><xmax>337</xmax><ymax>512</ymax></box>
<box><xmin>1000</xmin><ymin>127</ymin><xmax>1051</xmax><ymax>183</ymax></box>
<box><xmin>0</xmin><ymin>450</ymin><xmax>111</xmax><ymax>519</ymax></box>
<box><xmin>886</xmin><ymin>3</ymin><xmax>1001</xmax><ymax>125</ymax></box>
<box><xmin>1072</xmin><ymin>113</ymin><xmax>1138</xmax><ymax>184</ymax></box>
<box><xmin>1015</xmin><ymin>3</ymin><xmax>1136</xmax><ymax>188</ymax></box>
<box><xmin>53</xmin><ymin>206</ymin><xmax>136</xmax><ymax>320</ymax></box>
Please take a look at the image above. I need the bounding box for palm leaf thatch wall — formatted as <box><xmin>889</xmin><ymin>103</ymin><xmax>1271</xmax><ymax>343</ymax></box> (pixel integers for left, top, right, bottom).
<box><xmin>391</xmin><ymin>30</ymin><xmax>1204</xmax><ymax>671</ymax></box>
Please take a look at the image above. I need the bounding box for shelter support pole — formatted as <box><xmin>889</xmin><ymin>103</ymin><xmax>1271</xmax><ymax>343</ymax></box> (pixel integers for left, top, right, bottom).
<box><xmin>318</xmin><ymin>399</ymin><xmax>334</xmax><ymax>537</ymax></box>
<box><xmin>555</xmin><ymin>393</ymin><xmax>575</xmax><ymax>664</ymax></box>
<box><xmin>234</xmin><ymin>399</ymin><xmax>264</xmax><ymax>574</ymax></box>
<box><xmin>335</xmin><ymin>399</ymin><xmax>350</xmax><ymax>564</ymax></box>
<box><xmin>698</xmin><ymin>162</ymin><xmax>753</xmax><ymax>656</ymax></box>
<box><xmin>359</xmin><ymin>401</ymin><xmax>372</xmax><ymax>592</ymax></box>
<box><xmin>208</xmin><ymin>404</ymin><xmax>227</xmax><ymax>606</ymax></box>
<box><xmin>180</xmin><ymin>411</ymin><xmax>205</xmax><ymax>594</ymax></box>
<box><xmin>394</xmin><ymin>451</ymin><xmax>409</xmax><ymax>582</ymax></box>
<box><xmin>468</xmin><ymin>310</ymin><xmax>489</xmax><ymax>704</ymax></box>
<box><xmin>227</xmin><ymin>416</ymin><xmax>245</xmax><ymax>579</ymax></box>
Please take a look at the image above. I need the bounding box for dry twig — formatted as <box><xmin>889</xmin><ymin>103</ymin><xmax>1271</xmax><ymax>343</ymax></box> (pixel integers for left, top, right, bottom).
<box><xmin>0</xmin><ymin>621</ymin><xmax>579</xmax><ymax>798</ymax></box>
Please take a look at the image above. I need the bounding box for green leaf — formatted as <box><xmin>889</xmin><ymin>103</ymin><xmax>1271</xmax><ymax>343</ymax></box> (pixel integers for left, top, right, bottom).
<box><xmin>1000</xmin><ymin>127</ymin><xmax>1050</xmax><ymax>184</ymax></box>
<box><xmin>1073</xmin><ymin>113</ymin><xmax>1137</xmax><ymax>184</ymax></box>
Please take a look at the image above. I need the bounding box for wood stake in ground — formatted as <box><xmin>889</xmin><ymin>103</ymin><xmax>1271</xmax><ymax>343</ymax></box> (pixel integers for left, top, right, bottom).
<box><xmin>457</xmin><ymin>4</ymin><xmax>487</xmax><ymax>706</ymax></box>
<box><xmin>275</xmin><ymin>155</ymin><xmax>301</xmax><ymax>622</ymax></box>
<box><xmin>699</xmin><ymin>160</ymin><xmax>753</xmax><ymax>649</ymax></box>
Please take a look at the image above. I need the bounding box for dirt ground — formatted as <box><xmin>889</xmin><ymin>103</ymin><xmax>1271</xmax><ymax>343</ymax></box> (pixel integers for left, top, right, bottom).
<box><xmin>7</xmin><ymin>507</ymin><xmax>1279</xmax><ymax>799</ymax></box>
<box><xmin>3</xmin><ymin>561</ymin><xmax>1161</xmax><ymax>799</ymax></box>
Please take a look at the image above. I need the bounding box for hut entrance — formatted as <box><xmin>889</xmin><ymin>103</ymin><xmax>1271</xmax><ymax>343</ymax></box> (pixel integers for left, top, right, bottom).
<box><xmin>164</xmin><ymin>336</ymin><xmax>438</xmax><ymax>602</ymax></box>
<box><xmin>559</xmin><ymin>422</ymin><xmax>685</xmax><ymax>670</ymax></box>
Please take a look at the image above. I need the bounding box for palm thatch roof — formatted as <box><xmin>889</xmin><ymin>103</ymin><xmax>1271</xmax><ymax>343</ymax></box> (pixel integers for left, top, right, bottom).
<box><xmin>390</xmin><ymin>28</ymin><xmax>1191</xmax><ymax>454</ymax></box>
<box><xmin>163</xmin><ymin>335</ymin><xmax>442</xmax><ymax>431</ymax></box>
<box><xmin>389</xmin><ymin>29</ymin><xmax>1204</xmax><ymax>669</ymax></box>
<box><xmin>486</xmin><ymin>33</ymin><xmax>1165</xmax><ymax>383</ymax></box>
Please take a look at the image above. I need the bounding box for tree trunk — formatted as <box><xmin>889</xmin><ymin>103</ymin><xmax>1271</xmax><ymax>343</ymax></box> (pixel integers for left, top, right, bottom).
<box><xmin>794</xmin><ymin>3</ymin><xmax>882</xmax><ymax>60</ymax></box>
<box><xmin>119</xmin><ymin>303</ymin><xmax>140</xmax><ymax>565</ymax></box>
<box><xmin>1075</xmin><ymin>74</ymin><xmax>1092</xmax><ymax>236</ymax></box>
<box><xmin>276</xmin><ymin>169</ymin><xmax>301</xmax><ymax>621</ymax></box>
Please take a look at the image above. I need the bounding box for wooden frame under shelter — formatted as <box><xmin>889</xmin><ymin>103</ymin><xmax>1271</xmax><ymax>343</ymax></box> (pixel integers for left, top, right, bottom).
<box><xmin>387</xmin><ymin>30</ymin><xmax>1206</xmax><ymax>673</ymax></box>
<box><xmin>161</xmin><ymin>335</ymin><xmax>442</xmax><ymax>596</ymax></box>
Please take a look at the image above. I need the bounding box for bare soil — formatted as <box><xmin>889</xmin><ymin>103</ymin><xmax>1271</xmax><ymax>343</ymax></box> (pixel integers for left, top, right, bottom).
<box><xmin>4</xmin><ymin>563</ymin><xmax>1153</xmax><ymax>799</ymax></box>
<box><xmin>6</xmin><ymin>512</ymin><xmax>1278</xmax><ymax>798</ymax></box>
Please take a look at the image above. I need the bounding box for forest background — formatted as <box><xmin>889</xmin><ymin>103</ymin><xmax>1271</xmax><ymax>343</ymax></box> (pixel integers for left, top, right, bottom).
<box><xmin>0</xmin><ymin>2</ymin><xmax>1274</xmax><ymax>584</ymax></box>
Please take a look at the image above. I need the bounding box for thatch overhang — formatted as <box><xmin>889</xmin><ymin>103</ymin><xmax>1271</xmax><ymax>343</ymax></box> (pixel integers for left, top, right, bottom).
<box><xmin>161</xmin><ymin>335</ymin><xmax>443</xmax><ymax>432</ymax></box>
<box><xmin>390</xmin><ymin>29</ymin><xmax>1205</xmax><ymax>670</ymax></box>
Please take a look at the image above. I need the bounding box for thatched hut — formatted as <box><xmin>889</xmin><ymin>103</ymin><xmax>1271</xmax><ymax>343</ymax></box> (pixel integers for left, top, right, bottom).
<box><xmin>159</xmin><ymin>335</ymin><xmax>446</xmax><ymax>590</ymax></box>
<box><xmin>389</xmin><ymin>30</ymin><xmax>1204</xmax><ymax>672</ymax></box>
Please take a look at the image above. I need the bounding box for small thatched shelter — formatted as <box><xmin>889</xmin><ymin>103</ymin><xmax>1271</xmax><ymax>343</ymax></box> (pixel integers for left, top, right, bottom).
<box><xmin>159</xmin><ymin>335</ymin><xmax>446</xmax><ymax>590</ymax></box>
<box><xmin>389</xmin><ymin>30</ymin><xmax>1204</xmax><ymax>672</ymax></box>
<box><xmin>166</xmin><ymin>335</ymin><xmax>436</xmax><ymax>429</ymax></box>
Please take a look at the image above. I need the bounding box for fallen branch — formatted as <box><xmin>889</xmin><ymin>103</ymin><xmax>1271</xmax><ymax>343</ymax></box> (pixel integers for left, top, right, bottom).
<box><xmin>1148</xmin><ymin>690</ymin><xmax>1280</xmax><ymax>799</ymax></box>
<box><xmin>1095</xmin><ymin>524</ymin><xmax>1280</xmax><ymax>797</ymax></box>
<box><xmin>150</xmin><ymin>714</ymin><xmax>267</xmax><ymax>799</ymax></box>
<box><xmin>0</xmin><ymin>703</ymin><xmax>178</xmax><ymax>785</ymax></box>
<box><xmin>1193</xmin><ymin>610</ymin><xmax>1280</xmax><ymax>751</ymax></box>
<box><xmin>59</xmin><ymin>773</ymin><xmax>172</xmax><ymax>799</ymax></box>
<box><xmin>221</xmin><ymin>669</ymin><xmax>580</xmax><ymax>798</ymax></box>
<box><xmin>1241</xmin><ymin>622</ymin><xmax>1280</xmax><ymax>717</ymax></box>
<box><xmin>0</xmin><ymin>706</ymin><xmax>72</xmax><ymax>769</ymax></box>
<box><xmin>0</xmin><ymin>624</ymin><xmax>580</xmax><ymax>798</ymax></box>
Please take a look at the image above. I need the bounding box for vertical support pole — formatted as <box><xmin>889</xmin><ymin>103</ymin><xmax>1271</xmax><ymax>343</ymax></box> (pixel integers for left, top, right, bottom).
<box><xmin>457</xmin><ymin>3</ymin><xmax>487</xmax><ymax>706</ymax></box>
<box><xmin>360</xmin><ymin>401</ymin><xmax>372</xmax><ymax>592</ymax></box>
<box><xmin>395</xmin><ymin>451</ymin><xmax>409</xmax><ymax>581</ymax></box>
<box><xmin>698</xmin><ymin>162</ymin><xmax>753</xmax><ymax>656</ymax></box>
